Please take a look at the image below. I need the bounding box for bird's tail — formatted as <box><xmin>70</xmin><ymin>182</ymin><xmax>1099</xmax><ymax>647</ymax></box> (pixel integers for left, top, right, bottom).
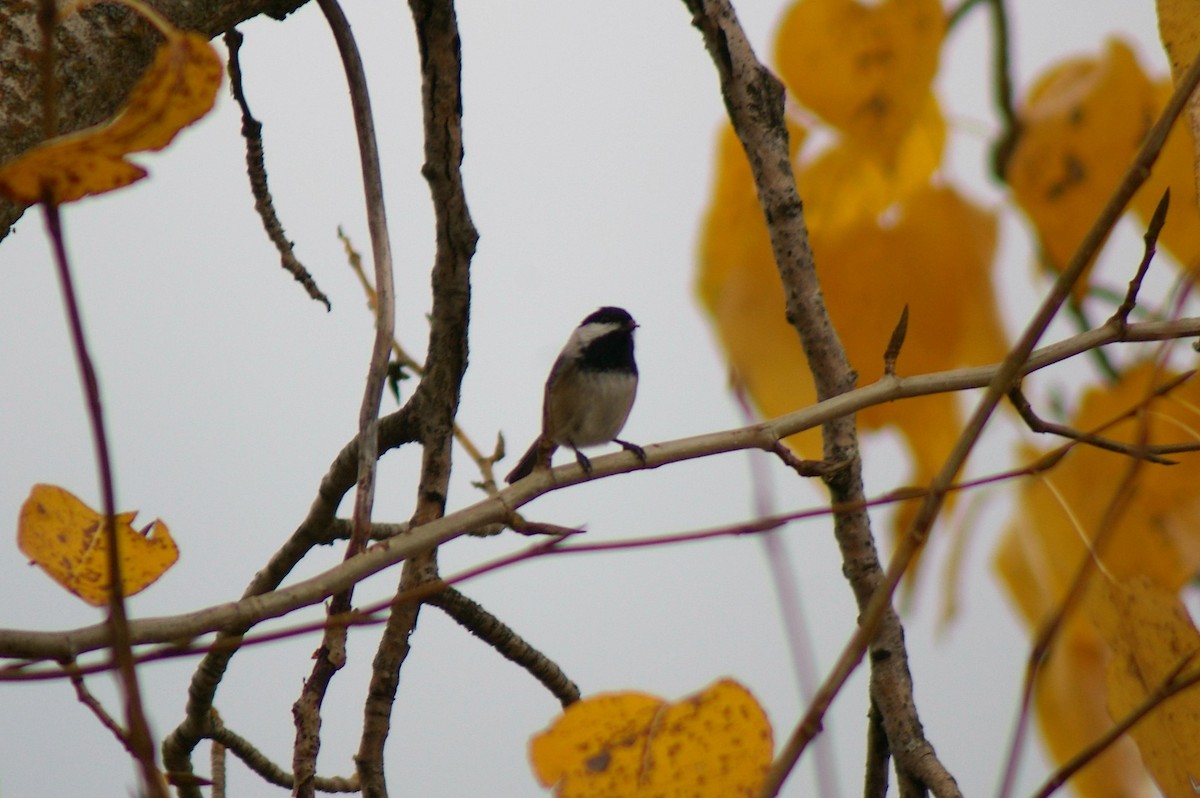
<box><xmin>505</xmin><ymin>437</ymin><xmax>555</xmax><ymax>484</ymax></box>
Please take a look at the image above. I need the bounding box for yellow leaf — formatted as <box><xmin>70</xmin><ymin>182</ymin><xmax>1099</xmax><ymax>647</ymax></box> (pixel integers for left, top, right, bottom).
<box><xmin>995</xmin><ymin>362</ymin><xmax>1200</xmax><ymax>793</ymax></box>
<box><xmin>1156</xmin><ymin>0</ymin><xmax>1200</xmax><ymax>203</ymax></box>
<box><xmin>17</xmin><ymin>484</ymin><xmax>178</xmax><ymax>606</ymax></box>
<box><xmin>774</xmin><ymin>0</ymin><xmax>944</xmax><ymax>163</ymax></box>
<box><xmin>1091</xmin><ymin>576</ymin><xmax>1200</xmax><ymax>798</ymax></box>
<box><xmin>530</xmin><ymin>679</ymin><xmax>773</xmax><ymax>797</ymax></box>
<box><xmin>1006</xmin><ymin>39</ymin><xmax>1158</xmax><ymax>292</ymax></box>
<box><xmin>0</xmin><ymin>30</ymin><xmax>222</xmax><ymax>204</ymax></box>
<box><xmin>1131</xmin><ymin>79</ymin><xmax>1200</xmax><ymax>274</ymax></box>
<box><xmin>994</xmin><ymin>536</ymin><xmax>1155</xmax><ymax>796</ymax></box>
<box><xmin>700</xmin><ymin>130</ymin><xmax>1004</xmax><ymax>577</ymax></box>
<box><xmin>799</xmin><ymin>94</ymin><xmax>945</xmax><ymax>236</ymax></box>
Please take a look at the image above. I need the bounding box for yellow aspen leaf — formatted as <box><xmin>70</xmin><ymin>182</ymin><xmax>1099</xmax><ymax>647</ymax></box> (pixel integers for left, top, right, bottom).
<box><xmin>700</xmin><ymin>113</ymin><xmax>1004</xmax><ymax>572</ymax></box>
<box><xmin>995</xmin><ymin>363</ymin><xmax>1200</xmax><ymax>793</ymax></box>
<box><xmin>799</xmin><ymin>93</ymin><xmax>945</xmax><ymax>236</ymax></box>
<box><xmin>998</xmin><ymin>528</ymin><xmax>1153</xmax><ymax>796</ymax></box>
<box><xmin>1006</xmin><ymin>39</ymin><xmax>1158</xmax><ymax>293</ymax></box>
<box><xmin>1156</xmin><ymin>0</ymin><xmax>1200</xmax><ymax>203</ymax></box>
<box><xmin>1131</xmin><ymin>79</ymin><xmax>1200</xmax><ymax>274</ymax></box>
<box><xmin>0</xmin><ymin>30</ymin><xmax>222</xmax><ymax>204</ymax></box>
<box><xmin>17</xmin><ymin>484</ymin><xmax>178</xmax><ymax>606</ymax></box>
<box><xmin>1090</xmin><ymin>576</ymin><xmax>1200</xmax><ymax>797</ymax></box>
<box><xmin>530</xmin><ymin>679</ymin><xmax>772</xmax><ymax>798</ymax></box>
<box><xmin>774</xmin><ymin>0</ymin><xmax>944</xmax><ymax>163</ymax></box>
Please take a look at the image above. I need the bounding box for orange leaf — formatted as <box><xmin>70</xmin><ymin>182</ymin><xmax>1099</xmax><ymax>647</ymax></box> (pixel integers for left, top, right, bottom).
<box><xmin>774</xmin><ymin>0</ymin><xmax>944</xmax><ymax>163</ymax></box>
<box><xmin>17</xmin><ymin>484</ymin><xmax>178</xmax><ymax>606</ymax></box>
<box><xmin>0</xmin><ymin>30</ymin><xmax>222</xmax><ymax>204</ymax></box>
<box><xmin>530</xmin><ymin>679</ymin><xmax>773</xmax><ymax>797</ymax></box>
<box><xmin>1090</xmin><ymin>576</ymin><xmax>1200</xmax><ymax>797</ymax></box>
<box><xmin>1006</xmin><ymin>39</ymin><xmax>1157</xmax><ymax>292</ymax></box>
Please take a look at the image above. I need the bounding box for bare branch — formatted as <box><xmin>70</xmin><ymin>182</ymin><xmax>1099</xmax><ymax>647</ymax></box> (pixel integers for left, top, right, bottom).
<box><xmin>428</xmin><ymin>587</ymin><xmax>581</xmax><ymax>707</ymax></box>
<box><xmin>357</xmin><ymin>1</ymin><xmax>477</xmax><ymax>794</ymax></box>
<box><xmin>680</xmin><ymin>0</ymin><xmax>958</xmax><ymax>793</ymax></box>
<box><xmin>1007</xmin><ymin>371</ymin><xmax>1195</xmax><ymax>465</ymax></box>
<box><xmin>1111</xmin><ymin>188</ymin><xmax>1170</xmax><ymax>328</ymax></box>
<box><xmin>223</xmin><ymin>28</ymin><xmax>330</xmax><ymax>311</ymax></box>
<box><xmin>208</xmin><ymin>717</ymin><xmax>360</xmax><ymax>793</ymax></box>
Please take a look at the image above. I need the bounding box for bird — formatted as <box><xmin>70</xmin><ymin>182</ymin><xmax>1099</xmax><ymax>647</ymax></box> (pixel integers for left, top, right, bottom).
<box><xmin>505</xmin><ymin>306</ymin><xmax>645</xmax><ymax>483</ymax></box>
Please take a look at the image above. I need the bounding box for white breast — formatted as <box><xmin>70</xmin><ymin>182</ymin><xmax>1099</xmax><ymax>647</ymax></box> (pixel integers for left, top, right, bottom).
<box><xmin>546</xmin><ymin>370</ymin><xmax>637</xmax><ymax>448</ymax></box>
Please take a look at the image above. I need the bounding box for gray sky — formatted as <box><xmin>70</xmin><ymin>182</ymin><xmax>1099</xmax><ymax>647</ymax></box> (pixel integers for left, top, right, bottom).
<box><xmin>0</xmin><ymin>2</ymin><xmax>1168</xmax><ymax>795</ymax></box>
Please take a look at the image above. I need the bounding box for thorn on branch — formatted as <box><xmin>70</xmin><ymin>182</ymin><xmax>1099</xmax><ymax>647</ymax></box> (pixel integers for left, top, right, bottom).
<box><xmin>508</xmin><ymin>517</ymin><xmax>585</xmax><ymax>538</ymax></box>
<box><xmin>883</xmin><ymin>304</ymin><xmax>909</xmax><ymax>377</ymax></box>
<box><xmin>224</xmin><ymin>29</ymin><xmax>331</xmax><ymax>311</ymax></box>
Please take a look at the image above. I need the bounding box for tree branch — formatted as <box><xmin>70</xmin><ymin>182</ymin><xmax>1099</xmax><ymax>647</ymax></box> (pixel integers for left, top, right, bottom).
<box><xmin>428</xmin><ymin>587</ymin><xmax>581</xmax><ymax>707</ymax></box>
<box><xmin>356</xmin><ymin>1</ymin><xmax>477</xmax><ymax>795</ymax></box>
<box><xmin>679</xmin><ymin>1</ymin><xmax>958</xmax><ymax>794</ymax></box>
<box><xmin>2</xmin><ymin>314</ymin><xmax>1198</xmax><ymax>664</ymax></box>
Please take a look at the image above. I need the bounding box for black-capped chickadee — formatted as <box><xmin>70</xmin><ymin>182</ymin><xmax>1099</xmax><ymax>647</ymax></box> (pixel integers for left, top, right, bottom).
<box><xmin>505</xmin><ymin>306</ymin><xmax>645</xmax><ymax>483</ymax></box>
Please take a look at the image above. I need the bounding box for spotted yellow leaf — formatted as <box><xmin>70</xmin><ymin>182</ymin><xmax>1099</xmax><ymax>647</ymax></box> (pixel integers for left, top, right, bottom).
<box><xmin>18</xmin><ymin>484</ymin><xmax>178</xmax><ymax>606</ymax></box>
<box><xmin>0</xmin><ymin>30</ymin><xmax>221</xmax><ymax>204</ymax></box>
<box><xmin>1006</xmin><ymin>39</ymin><xmax>1157</xmax><ymax>293</ymax></box>
<box><xmin>530</xmin><ymin>679</ymin><xmax>773</xmax><ymax>797</ymax></box>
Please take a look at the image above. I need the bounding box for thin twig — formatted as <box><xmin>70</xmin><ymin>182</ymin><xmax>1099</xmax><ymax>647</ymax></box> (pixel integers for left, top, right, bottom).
<box><xmin>985</xmin><ymin>0</ymin><xmax>1020</xmax><ymax>180</ymax></box>
<box><xmin>1007</xmin><ymin>375</ymin><xmax>1193</xmax><ymax>465</ymax></box>
<box><xmin>1111</xmin><ymin>188</ymin><xmax>1170</xmax><ymax>328</ymax></box>
<box><xmin>37</xmin><ymin>3</ymin><xmax>162</xmax><ymax>787</ymax></box>
<box><xmin>223</xmin><ymin>28</ymin><xmax>331</xmax><ymax>310</ymax></box>
<box><xmin>209</xmin><ymin>718</ymin><xmax>359</xmax><ymax>793</ymax></box>
<box><xmin>293</xmin><ymin>0</ymin><xmax>397</xmax><ymax>792</ymax></box>
<box><xmin>340</xmin><ymin>226</ymin><xmax>503</xmax><ymax>492</ymax></box>
<box><xmin>66</xmin><ymin>660</ymin><xmax>132</xmax><ymax>749</ymax></box>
